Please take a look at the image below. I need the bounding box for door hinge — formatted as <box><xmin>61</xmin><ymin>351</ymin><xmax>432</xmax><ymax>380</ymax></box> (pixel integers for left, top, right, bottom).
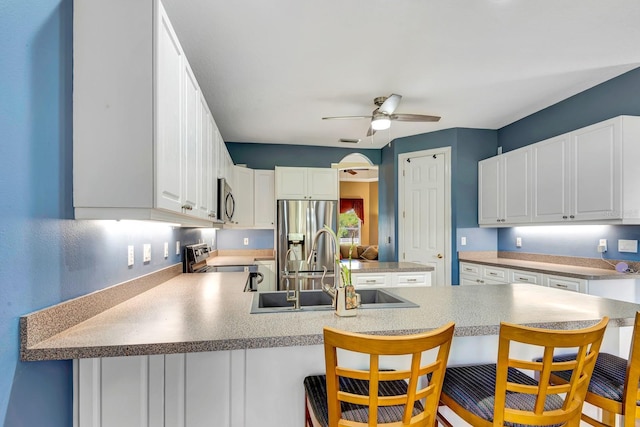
<box><xmin>402</xmin><ymin>169</ymin><xmax>405</xmax><ymax>177</ymax></box>
<box><xmin>402</xmin><ymin>211</ymin><xmax>405</xmax><ymax>218</ymax></box>
<box><xmin>403</xmin><ymin>252</ymin><xmax>405</xmax><ymax>259</ymax></box>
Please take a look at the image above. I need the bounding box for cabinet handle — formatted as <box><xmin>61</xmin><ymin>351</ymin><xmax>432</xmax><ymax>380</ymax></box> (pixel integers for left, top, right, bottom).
<box><xmin>488</xmin><ymin>272</ymin><xmax>497</xmax><ymax>276</ymax></box>
<box><xmin>496</xmin><ymin>219</ymin><xmax>501</xmax><ymax>222</ymax></box>
<box><xmin>365</xmin><ymin>279</ymin><xmax>377</xmax><ymax>283</ymax></box>
<box><xmin>553</xmin><ymin>283</ymin><xmax>568</xmax><ymax>288</ymax></box>
<box><xmin>464</xmin><ymin>268</ymin><xmax>473</xmax><ymax>272</ymax></box>
<box><xmin>182</xmin><ymin>205</ymin><xmax>193</xmax><ymax>211</ymax></box>
<box><xmin>500</xmin><ymin>219</ymin><xmax>506</xmax><ymax>222</ymax></box>
<box><xmin>562</xmin><ymin>215</ymin><xmax>568</xmax><ymax>219</ymax></box>
<box><xmin>569</xmin><ymin>215</ymin><xmax>575</xmax><ymax>219</ymax></box>
<box><xmin>517</xmin><ymin>277</ymin><xmax>529</xmax><ymax>281</ymax></box>
<box><xmin>406</xmin><ymin>278</ymin><xmax>417</xmax><ymax>282</ymax></box>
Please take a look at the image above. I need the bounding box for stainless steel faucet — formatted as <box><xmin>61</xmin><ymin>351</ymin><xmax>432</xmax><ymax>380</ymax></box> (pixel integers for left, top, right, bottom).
<box><xmin>307</xmin><ymin>227</ymin><xmax>340</xmax><ymax>299</ymax></box>
<box><xmin>284</xmin><ymin>248</ymin><xmax>301</xmax><ymax>309</ymax></box>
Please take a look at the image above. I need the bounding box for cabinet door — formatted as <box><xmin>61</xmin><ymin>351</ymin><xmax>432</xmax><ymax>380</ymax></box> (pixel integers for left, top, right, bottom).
<box><xmin>156</xmin><ymin>7</ymin><xmax>184</xmax><ymax>213</ymax></box>
<box><xmin>478</xmin><ymin>157</ymin><xmax>501</xmax><ymax>225</ymax></box>
<box><xmin>254</xmin><ymin>170</ymin><xmax>275</xmax><ymax>228</ymax></box>
<box><xmin>182</xmin><ymin>62</ymin><xmax>199</xmax><ymax>213</ymax></box>
<box><xmin>232</xmin><ymin>166</ymin><xmax>254</xmax><ymax>226</ymax></box>
<box><xmin>207</xmin><ymin>113</ymin><xmax>218</xmax><ymax>220</ymax></box>
<box><xmin>545</xmin><ymin>275</ymin><xmax>586</xmax><ymax>293</ymax></box>
<box><xmin>510</xmin><ymin>269</ymin><xmax>543</xmax><ymax>286</ymax></box>
<box><xmin>196</xmin><ymin>93</ymin><xmax>211</xmax><ymax>219</ymax></box>
<box><xmin>352</xmin><ymin>273</ymin><xmax>390</xmax><ymax>288</ymax></box>
<box><xmin>532</xmin><ymin>133</ymin><xmax>572</xmax><ymax>222</ymax></box>
<box><xmin>275</xmin><ymin>167</ymin><xmax>308</xmax><ymax>199</ymax></box>
<box><xmin>502</xmin><ymin>148</ymin><xmax>531</xmax><ymax>224</ymax></box>
<box><xmin>307</xmin><ymin>168</ymin><xmax>338</xmax><ymax>200</ymax></box>
<box><xmin>256</xmin><ymin>260</ymin><xmax>276</xmax><ymax>291</ymax></box>
<box><xmin>572</xmin><ymin>118</ymin><xmax>622</xmax><ymax>221</ymax></box>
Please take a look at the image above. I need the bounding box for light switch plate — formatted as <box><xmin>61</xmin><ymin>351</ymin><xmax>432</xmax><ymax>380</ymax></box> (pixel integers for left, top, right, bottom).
<box><xmin>618</xmin><ymin>239</ymin><xmax>638</xmax><ymax>253</ymax></box>
<box><xmin>163</xmin><ymin>242</ymin><xmax>169</xmax><ymax>258</ymax></box>
<box><xmin>176</xmin><ymin>241</ymin><xmax>180</xmax><ymax>255</ymax></box>
<box><xmin>516</xmin><ymin>237</ymin><xmax>522</xmax><ymax>247</ymax></box>
<box><xmin>460</xmin><ymin>236</ymin><xmax>466</xmax><ymax>246</ymax></box>
<box><xmin>143</xmin><ymin>244</ymin><xmax>151</xmax><ymax>262</ymax></box>
<box><xmin>127</xmin><ymin>245</ymin><xmax>134</xmax><ymax>266</ymax></box>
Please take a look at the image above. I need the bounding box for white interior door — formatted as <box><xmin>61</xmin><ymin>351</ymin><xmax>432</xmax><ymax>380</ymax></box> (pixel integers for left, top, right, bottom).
<box><xmin>399</xmin><ymin>148</ymin><xmax>450</xmax><ymax>286</ymax></box>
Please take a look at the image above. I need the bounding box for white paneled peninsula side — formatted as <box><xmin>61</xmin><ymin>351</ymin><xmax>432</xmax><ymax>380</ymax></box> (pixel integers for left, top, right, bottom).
<box><xmin>21</xmin><ymin>267</ymin><xmax>640</xmax><ymax>427</ymax></box>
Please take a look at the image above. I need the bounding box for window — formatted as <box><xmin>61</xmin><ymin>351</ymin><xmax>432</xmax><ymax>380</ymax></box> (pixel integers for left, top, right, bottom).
<box><xmin>339</xmin><ymin>209</ymin><xmax>362</xmax><ymax>244</ymax></box>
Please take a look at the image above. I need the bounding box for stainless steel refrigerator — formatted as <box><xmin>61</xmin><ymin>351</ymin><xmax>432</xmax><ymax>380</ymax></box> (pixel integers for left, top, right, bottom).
<box><xmin>276</xmin><ymin>200</ymin><xmax>337</xmax><ymax>290</ymax></box>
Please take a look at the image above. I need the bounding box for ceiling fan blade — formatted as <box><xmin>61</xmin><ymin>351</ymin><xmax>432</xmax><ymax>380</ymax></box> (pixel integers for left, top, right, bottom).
<box><xmin>378</xmin><ymin>94</ymin><xmax>402</xmax><ymax>114</ymax></box>
<box><xmin>366</xmin><ymin>125</ymin><xmax>376</xmax><ymax>137</ymax></box>
<box><xmin>322</xmin><ymin>115</ymin><xmax>372</xmax><ymax>120</ymax></box>
<box><xmin>390</xmin><ymin>113</ymin><xmax>441</xmax><ymax>122</ymax></box>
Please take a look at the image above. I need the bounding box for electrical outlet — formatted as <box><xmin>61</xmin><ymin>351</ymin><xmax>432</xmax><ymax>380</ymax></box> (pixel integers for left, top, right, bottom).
<box><xmin>164</xmin><ymin>242</ymin><xmax>169</xmax><ymax>258</ymax></box>
<box><xmin>598</xmin><ymin>239</ymin><xmax>608</xmax><ymax>253</ymax></box>
<box><xmin>460</xmin><ymin>236</ymin><xmax>466</xmax><ymax>246</ymax></box>
<box><xmin>516</xmin><ymin>237</ymin><xmax>522</xmax><ymax>248</ymax></box>
<box><xmin>127</xmin><ymin>245</ymin><xmax>134</xmax><ymax>266</ymax></box>
<box><xmin>243</xmin><ymin>237</ymin><xmax>249</xmax><ymax>246</ymax></box>
<box><xmin>143</xmin><ymin>244</ymin><xmax>151</xmax><ymax>262</ymax></box>
<box><xmin>176</xmin><ymin>241</ymin><xmax>180</xmax><ymax>255</ymax></box>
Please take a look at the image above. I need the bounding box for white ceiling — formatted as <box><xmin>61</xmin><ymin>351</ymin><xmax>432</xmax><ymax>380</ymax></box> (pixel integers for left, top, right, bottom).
<box><xmin>162</xmin><ymin>0</ymin><xmax>640</xmax><ymax>149</ymax></box>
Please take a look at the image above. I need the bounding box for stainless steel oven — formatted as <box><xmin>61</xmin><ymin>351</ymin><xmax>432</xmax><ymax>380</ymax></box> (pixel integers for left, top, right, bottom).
<box><xmin>184</xmin><ymin>243</ymin><xmax>262</xmax><ymax>291</ymax></box>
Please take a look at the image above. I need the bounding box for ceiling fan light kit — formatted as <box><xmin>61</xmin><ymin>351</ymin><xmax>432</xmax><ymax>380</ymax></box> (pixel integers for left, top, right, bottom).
<box><xmin>371</xmin><ymin>114</ymin><xmax>391</xmax><ymax>131</ymax></box>
<box><xmin>323</xmin><ymin>93</ymin><xmax>441</xmax><ymax>137</ymax></box>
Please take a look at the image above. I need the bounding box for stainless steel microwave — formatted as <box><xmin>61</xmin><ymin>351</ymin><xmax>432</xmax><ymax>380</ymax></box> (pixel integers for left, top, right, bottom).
<box><xmin>217</xmin><ymin>178</ymin><xmax>235</xmax><ymax>223</ymax></box>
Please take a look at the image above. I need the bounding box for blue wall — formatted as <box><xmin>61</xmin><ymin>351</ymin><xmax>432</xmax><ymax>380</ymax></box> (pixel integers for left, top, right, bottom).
<box><xmin>0</xmin><ymin>1</ymin><xmax>210</xmax><ymax>425</ymax></box>
<box><xmin>226</xmin><ymin>142</ymin><xmax>381</xmax><ymax>169</ymax></box>
<box><xmin>496</xmin><ymin>67</ymin><xmax>640</xmax><ymax>261</ymax></box>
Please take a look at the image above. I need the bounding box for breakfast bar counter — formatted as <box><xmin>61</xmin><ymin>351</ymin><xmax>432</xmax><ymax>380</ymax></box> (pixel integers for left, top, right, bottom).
<box><xmin>20</xmin><ymin>269</ymin><xmax>640</xmax><ymax>427</ymax></box>
<box><xmin>21</xmin><ymin>271</ymin><xmax>640</xmax><ymax>361</ymax></box>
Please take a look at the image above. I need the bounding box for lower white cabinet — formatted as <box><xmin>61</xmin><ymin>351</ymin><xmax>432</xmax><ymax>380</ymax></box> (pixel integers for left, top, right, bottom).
<box><xmin>350</xmin><ymin>271</ymin><xmax>432</xmax><ymax>288</ymax></box>
<box><xmin>352</xmin><ymin>273</ymin><xmax>390</xmax><ymax>288</ymax></box>
<box><xmin>255</xmin><ymin>260</ymin><xmax>276</xmax><ymax>292</ymax></box>
<box><xmin>509</xmin><ymin>269</ymin><xmax>544</xmax><ymax>286</ymax></box>
<box><xmin>459</xmin><ymin>261</ymin><xmax>640</xmax><ymax>303</ymax></box>
<box><xmin>545</xmin><ymin>274</ymin><xmax>587</xmax><ymax>293</ymax></box>
<box><xmin>459</xmin><ymin>262</ymin><xmax>508</xmax><ymax>285</ymax></box>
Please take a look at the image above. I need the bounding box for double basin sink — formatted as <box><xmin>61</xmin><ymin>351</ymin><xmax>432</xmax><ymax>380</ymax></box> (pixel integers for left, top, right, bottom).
<box><xmin>250</xmin><ymin>288</ymin><xmax>418</xmax><ymax>314</ymax></box>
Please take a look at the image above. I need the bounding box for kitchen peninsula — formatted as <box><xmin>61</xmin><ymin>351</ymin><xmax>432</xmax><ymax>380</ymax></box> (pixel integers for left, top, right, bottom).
<box><xmin>21</xmin><ymin>268</ymin><xmax>640</xmax><ymax>427</ymax></box>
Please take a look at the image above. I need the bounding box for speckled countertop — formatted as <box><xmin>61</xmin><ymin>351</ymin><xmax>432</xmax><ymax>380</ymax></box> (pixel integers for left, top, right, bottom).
<box><xmin>459</xmin><ymin>252</ymin><xmax>640</xmax><ymax>280</ymax></box>
<box><xmin>21</xmin><ymin>272</ymin><xmax>640</xmax><ymax>361</ymax></box>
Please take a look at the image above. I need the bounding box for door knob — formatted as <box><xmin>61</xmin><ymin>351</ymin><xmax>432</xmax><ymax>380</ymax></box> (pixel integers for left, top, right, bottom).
<box><xmin>436</xmin><ymin>253</ymin><xmax>443</xmax><ymax>259</ymax></box>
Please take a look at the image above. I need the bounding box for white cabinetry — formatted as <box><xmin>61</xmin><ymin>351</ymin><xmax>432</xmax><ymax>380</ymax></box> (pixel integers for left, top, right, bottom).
<box><xmin>459</xmin><ymin>262</ymin><xmax>509</xmax><ymax>285</ymax></box>
<box><xmin>545</xmin><ymin>274</ymin><xmax>586</xmax><ymax>293</ymax></box>
<box><xmin>350</xmin><ymin>271</ymin><xmax>432</xmax><ymax>288</ymax></box>
<box><xmin>275</xmin><ymin>167</ymin><xmax>338</xmax><ymax>200</ymax></box>
<box><xmin>532</xmin><ymin>119</ymin><xmax>624</xmax><ymax>223</ymax></box>
<box><xmin>198</xmin><ymin>96</ymin><xmax>218</xmax><ymax>221</ymax></box>
<box><xmin>478</xmin><ymin>147</ymin><xmax>531</xmax><ymax>225</ymax></box>
<box><xmin>73</xmin><ymin>0</ymin><xmax>218</xmax><ymax>226</ymax></box>
<box><xmin>352</xmin><ymin>273</ymin><xmax>391</xmax><ymax>288</ymax></box>
<box><xmin>254</xmin><ymin>170</ymin><xmax>275</xmax><ymax>228</ymax></box>
<box><xmin>231</xmin><ymin>166</ymin><xmax>254</xmax><ymax>227</ymax></box>
<box><xmin>256</xmin><ymin>260</ymin><xmax>276</xmax><ymax>292</ymax></box>
<box><xmin>509</xmin><ymin>269</ymin><xmax>543</xmax><ymax>286</ymax></box>
<box><xmin>482</xmin><ymin>115</ymin><xmax>640</xmax><ymax>227</ymax></box>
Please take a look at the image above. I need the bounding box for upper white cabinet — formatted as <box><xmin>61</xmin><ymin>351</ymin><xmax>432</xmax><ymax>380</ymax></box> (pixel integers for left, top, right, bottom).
<box><xmin>478</xmin><ymin>147</ymin><xmax>531</xmax><ymax>225</ymax></box>
<box><xmin>274</xmin><ymin>167</ymin><xmax>338</xmax><ymax>200</ymax></box>
<box><xmin>73</xmin><ymin>0</ymin><xmax>218</xmax><ymax>226</ymax></box>
<box><xmin>231</xmin><ymin>166</ymin><xmax>255</xmax><ymax>227</ymax></box>
<box><xmin>480</xmin><ymin>115</ymin><xmax>640</xmax><ymax>227</ymax></box>
<box><xmin>254</xmin><ymin>170</ymin><xmax>275</xmax><ymax>228</ymax></box>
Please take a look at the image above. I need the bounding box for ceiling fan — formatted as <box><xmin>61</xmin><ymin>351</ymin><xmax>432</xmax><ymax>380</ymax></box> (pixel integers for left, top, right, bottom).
<box><xmin>323</xmin><ymin>94</ymin><xmax>441</xmax><ymax>137</ymax></box>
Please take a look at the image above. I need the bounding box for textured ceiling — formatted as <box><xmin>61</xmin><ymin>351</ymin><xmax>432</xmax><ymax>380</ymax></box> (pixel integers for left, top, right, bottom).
<box><xmin>162</xmin><ymin>0</ymin><xmax>640</xmax><ymax>149</ymax></box>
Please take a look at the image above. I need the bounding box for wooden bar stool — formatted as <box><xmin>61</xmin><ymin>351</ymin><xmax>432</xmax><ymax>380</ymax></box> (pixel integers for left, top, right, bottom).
<box><xmin>547</xmin><ymin>311</ymin><xmax>640</xmax><ymax>426</ymax></box>
<box><xmin>303</xmin><ymin>322</ymin><xmax>455</xmax><ymax>426</ymax></box>
<box><xmin>437</xmin><ymin>317</ymin><xmax>608</xmax><ymax>427</ymax></box>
